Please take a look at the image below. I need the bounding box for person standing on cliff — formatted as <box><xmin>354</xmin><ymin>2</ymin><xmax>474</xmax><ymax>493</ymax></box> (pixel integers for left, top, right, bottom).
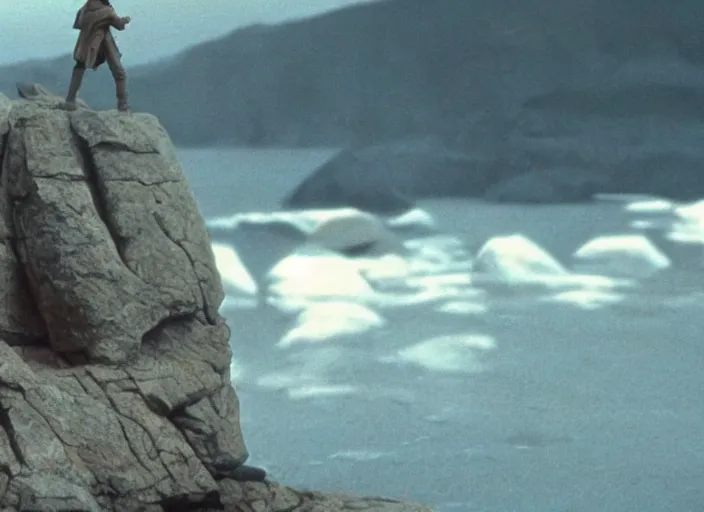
<box><xmin>63</xmin><ymin>0</ymin><xmax>131</xmax><ymax>112</ymax></box>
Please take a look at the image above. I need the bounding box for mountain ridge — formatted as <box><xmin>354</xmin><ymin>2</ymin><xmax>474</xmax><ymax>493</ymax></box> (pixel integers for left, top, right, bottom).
<box><xmin>2</xmin><ymin>0</ymin><xmax>703</xmax><ymax>153</ymax></box>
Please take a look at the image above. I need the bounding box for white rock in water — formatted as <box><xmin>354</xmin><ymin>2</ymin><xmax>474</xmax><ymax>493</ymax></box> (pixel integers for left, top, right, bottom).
<box><xmin>572</xmin><ymin>234</ymin><xmax>671</xmax><ymax>278</ymax></box>
<box><xmin>268</xmin><ymin>250</ymin><xmax>374</xmax><ymax>303</ymax></box>
<box><xmin>277</xmin><ymin>302</ymin><xmax>386</xmax><ymax>348</ymax></box>
<box><xmin>307</xmin><ymin>208</ymin><xmax>401</xmax><ymax>253</ymax></box>
<box><xmin>472</xmin><ymin>234</ymin><xmax>568</xmax><ymax>285</ymax></box>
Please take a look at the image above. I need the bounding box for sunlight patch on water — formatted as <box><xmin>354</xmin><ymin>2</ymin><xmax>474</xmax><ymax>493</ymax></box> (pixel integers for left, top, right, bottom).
<box><xmin>277</xmin><ymin>302</ymin><xmax>386</xmax><ymax>348</ymax></box>
<box><xmin>328</xmin><ymin>450</ymin><xmax>391</xmax><ymax>462</ymax></box>
<box><xmin>288</xmin><ymin>385</ymin><xmax>359</xmax><ymax>400</ymax></box>
<box><xmin>268</xmin><ymin>252</ymin><xmax>375</xmax><ymax>303</ymax></box>
<box><xmin>403</xmin><ymin>273</ymin><xmax>473</xmax><ymax>289</ymax></box>
<box><xmin>256</xmin><ymin>372</ymin><xmax>359</xmax><ymax>399</ymax></box>
<box><xmin>355</xmin><ymin>254</ymin><xmax>411</xmax><ymax>281</ymax></box>
<box><xmin>435</xmin><ymin>300</ymin><xmax>488</xmax><ymax>315</ymax></box>
<box><xmin>230</xmin><ymin>358</ymin><xmax>246</xmax><ymax>383</ymax></box>
<box><xmin>404</xmin><ymin>235</ymin><xmax>472</xmax><ymax>274</ymax></box>
<box><xmin>220</xmin><ymin>296</ymin><xmax>259</xmax><ymax>312</ymax></box>
<box><xmin>541</xmin><ymin>289</ymin><xmax>625</xmax><ymax>310</ymax></box>
<box><xmin>674</xmin><ymin>199</ymin><xmax>704</xmax><ymax>224</ymax></box>
<box><xmin>625</xmin><ymin>199</ymin><xmax>674</xmax><ymax>214</ymax></box>
<box><xmin>211</xmin><ymin>242</ymin><xmax>257</xmax><ymax>295</ymax></box>
<box><xmin>253</xmin><ymin>345</ymin><xmax>360</xmax><ymax>399</ymax></box>
<box><xmin>387</xmin><ymin>207</ymin><xmax>436</xmax><ymax>229</ymax></box>
<box><xmin>382</xmin><ymin>333</ymin><xmax>496</xmax><ymax>373</ymax></box>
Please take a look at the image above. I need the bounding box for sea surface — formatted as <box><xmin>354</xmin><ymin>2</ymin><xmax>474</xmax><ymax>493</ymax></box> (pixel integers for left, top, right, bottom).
<box><xmin>177</xmin><ymin>147</ymin><xmax>704</xmax><ymax>512</ymax></box>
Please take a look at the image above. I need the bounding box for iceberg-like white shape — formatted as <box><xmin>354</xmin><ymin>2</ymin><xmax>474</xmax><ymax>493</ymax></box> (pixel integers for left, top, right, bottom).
<box><xmin>572</xmin><ymin>234</ymin><xmax>670</xmax><ymax>279</ymax></box>
<box><xmin>473</xmin><ymin>234</ymin><xmax>568</xmax><ymax>285</ymax></box>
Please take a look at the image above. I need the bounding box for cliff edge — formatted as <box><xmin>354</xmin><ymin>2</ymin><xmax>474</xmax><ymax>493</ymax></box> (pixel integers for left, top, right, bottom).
<box><xmin>0</xmin><ymin>87</ymin><xmax>431</xmax><ymax>512</ymax></box>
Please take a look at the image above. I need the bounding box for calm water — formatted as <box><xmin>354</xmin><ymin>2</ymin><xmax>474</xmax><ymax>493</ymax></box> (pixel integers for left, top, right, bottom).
<box><xmin>177</xmin><ymin>147</ymin><xmax>704</xmax><ymax>512</ymax></box>
<box><xmin>177</xmin><ymin>147</ymin><xmax>339</xmax><ymax>217</ymax></box>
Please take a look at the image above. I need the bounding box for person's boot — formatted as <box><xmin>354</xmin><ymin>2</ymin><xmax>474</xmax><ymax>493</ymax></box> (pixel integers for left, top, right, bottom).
<box><xmin>63</xmin><ymin>67</ymin><xmax>85</xmax><ymax>111</ymax></box>
<box><xmin>115</xmin><ymin>78</ymin><xmax>130</xmax><ymax>112</ymax></box>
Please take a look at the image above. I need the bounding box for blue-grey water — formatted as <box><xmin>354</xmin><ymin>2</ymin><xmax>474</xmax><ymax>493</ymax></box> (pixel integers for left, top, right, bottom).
<box><xmin>177</xmin><ymin>147</ymin><xmax>704</xmax><ymax>512</ymax></box>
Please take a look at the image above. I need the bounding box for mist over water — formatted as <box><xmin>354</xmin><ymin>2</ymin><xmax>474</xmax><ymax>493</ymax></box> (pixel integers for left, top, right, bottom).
<box><xmin>179</xmin><ymin>148</ymin><xmax>704</xmax><ymax>512</ymax></box>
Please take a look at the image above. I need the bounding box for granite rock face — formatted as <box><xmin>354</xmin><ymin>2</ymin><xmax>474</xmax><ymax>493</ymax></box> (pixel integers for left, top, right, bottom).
<box><xmin>0</xmin><ymin>88</ymin><xmax>431</xmax><ymax>512</ymax></box>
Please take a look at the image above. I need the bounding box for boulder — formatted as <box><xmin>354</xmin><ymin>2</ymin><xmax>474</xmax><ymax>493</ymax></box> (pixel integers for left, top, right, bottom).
<box><xmin>15</xmin><ymin>81</ymin><xmax>89</xmax><ymax>109</ymax></box>
<box><xmin>282</xmin><ymin>137</ymin><xmax>491</xmax><ymax>213</ymax></box>
<box><xmin>0</xmin><ymin>88</ymin><xmax>431</xmax><ymax>512</ymax></box>
<box><xmin>484</xmin><ymin>168</ymin><xmax>605</xmax><ymax>203</ymax></box>
<box><xmin>306</xmin><ymin>208</ymin><xmax>404</xmax><ymax>255</ymax></box>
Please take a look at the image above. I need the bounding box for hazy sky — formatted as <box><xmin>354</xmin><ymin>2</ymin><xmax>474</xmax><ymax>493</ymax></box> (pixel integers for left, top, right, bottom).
<box><xmin>0</xmin><ymin>0</ymin><xmax>377</xmax><ymax>66</ymax></box>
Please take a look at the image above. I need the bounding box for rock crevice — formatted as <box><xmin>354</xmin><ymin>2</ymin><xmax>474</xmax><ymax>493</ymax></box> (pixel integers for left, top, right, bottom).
<box><xmin>71</xmin><ymin>129</ymin><xmax>139</xmax><ymax>281</ymax></box>
<box><xmin>0</xmin><ymin>404</ymin><xmax>25</xmax><ymax>468</ymax></box>
<box><xmin>0</xmin><ymin>133</ymin><xmax>8</xmax><ymax>178</ymax></box>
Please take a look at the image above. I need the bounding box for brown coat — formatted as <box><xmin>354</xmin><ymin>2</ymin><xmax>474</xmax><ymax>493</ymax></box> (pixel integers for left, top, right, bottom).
<box><xmin>72</xmin><ymin>0</ymin><xmax>127</xmax><ymax>69</ymax></box>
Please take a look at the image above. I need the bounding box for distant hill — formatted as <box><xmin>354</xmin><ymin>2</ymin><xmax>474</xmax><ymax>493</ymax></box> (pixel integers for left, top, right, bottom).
<box><xmin>2</xmin><ymin>0</ymin><xmax>704</xmax><ymax>156</ymax></box>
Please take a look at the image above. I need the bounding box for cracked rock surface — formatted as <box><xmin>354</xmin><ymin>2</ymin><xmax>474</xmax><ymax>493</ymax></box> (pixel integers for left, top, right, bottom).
<box><xmin>0</xmin><ymin>88</ymin><xmax>432</xmax><ymax>512</ymax></box>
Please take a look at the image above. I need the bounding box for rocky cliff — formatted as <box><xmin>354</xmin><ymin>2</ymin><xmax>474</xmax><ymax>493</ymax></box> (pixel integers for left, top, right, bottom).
<box><xmin>0</xmin><ymin>87</ymin><xmax>430</xmax><ymax>512</ymax></box>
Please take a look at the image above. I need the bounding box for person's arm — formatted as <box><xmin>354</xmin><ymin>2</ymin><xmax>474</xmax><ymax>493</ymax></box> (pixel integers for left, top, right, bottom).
<box><xmin>110</xmin><ymin>12</ymin><xmax>131</xmax><ymax>30</ymax></box>
<box><xmin>73</xmin><ymin>8</ymin><xmax>84</xmax><ymax>30</ymax></box>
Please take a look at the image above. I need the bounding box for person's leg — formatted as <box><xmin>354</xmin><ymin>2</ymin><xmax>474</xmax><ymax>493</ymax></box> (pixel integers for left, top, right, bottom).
<box><xmin>104</xmin><ymin>39</ymin><xmax>129</xmax><ymax>112</ymax></box>
<box><xmin>63</xmin><ymin>61</ymin><xmax>86</xmax><ymax>110</ymax></box>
